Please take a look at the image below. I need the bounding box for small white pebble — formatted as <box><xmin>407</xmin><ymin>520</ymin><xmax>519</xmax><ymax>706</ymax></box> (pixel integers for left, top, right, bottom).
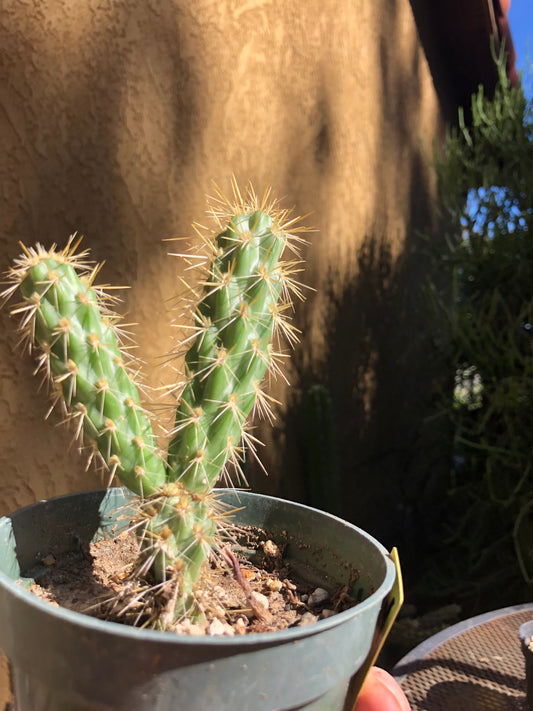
<box><xmin>188</xmin><ymin>624</ymin><xmax>207</xmax><ymax>636</ymax></box>
<box><xmin>208</xmin><ymin>618</ymin><xmax>234</xmax><ymax>636</ymax></box>
<box><xmin>298</xmin><ymin>612</ymin><xmax>318</xmax><ymax>626</ymax></box>
<box><xmin>320</xmin><ymin>609</ymin><xmax>337</xmax><ymax>619</ymax></box>
<box><xmin>234</xmin><ymin>617</ymin><xmax>248</xmax><ymax>635</ymax></box>
<box><xmin>249</xmin><ymin>591</ymin><xmax>269</xmax><ymax>615</ymax></box>
<box><xmin>266</xmin><ymin>579</ymin><xmax>283</xmax><ymax>592</ymax></box>
<box><xmin>174</xmin><ymin>619</ymin><xmax>207</xmax><ymax>636</ymax></box>
<box><xmin>308</xmin><ymin>587</ymin><xmax>329</xmax><ymax>606</ymax></box>
<box><xmin>263</xmin><ymin>540</ymin><xmax>280</xmax><ymax>557</ymax></box>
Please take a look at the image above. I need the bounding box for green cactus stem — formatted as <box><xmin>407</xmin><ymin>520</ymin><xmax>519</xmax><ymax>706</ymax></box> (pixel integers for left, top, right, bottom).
<box><xmin>167</xmin><ymin>209</ymin><xmax>287</xmax><ymax>490</ymax></box>
<box><xmin>302</xmin><ymin>384</ymin><xmax>342</xmax><ymax>516</ymax></box>
<box><xmin>3</xmin><ymin>184</ymin><xmax>306</xmax><ymax>625</ymax></box>
<box><xmin>8</xmin><ymin>240</ymin><xmax>167</xmax><ymax>497</ymax></box>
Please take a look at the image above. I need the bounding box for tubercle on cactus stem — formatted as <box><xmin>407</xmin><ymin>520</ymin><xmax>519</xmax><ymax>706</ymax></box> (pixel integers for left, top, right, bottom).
<box><xmin>2</xmin><ymin>181</ymin><xmax>308</xmax><ymax>628</ymax></box>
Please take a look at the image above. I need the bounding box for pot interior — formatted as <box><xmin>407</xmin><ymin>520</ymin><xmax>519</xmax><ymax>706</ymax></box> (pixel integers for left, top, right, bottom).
<box><xmin>0</xmin><ymin>487</ymin><xmax>391</xmax><ymax>606</ymax></box>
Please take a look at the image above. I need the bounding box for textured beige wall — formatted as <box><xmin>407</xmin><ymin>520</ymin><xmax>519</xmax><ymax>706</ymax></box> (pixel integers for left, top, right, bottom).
<box><xmin>0</xmin><ymin>0</ymin><xmax>445</xmax><ymax>701</ymax></box>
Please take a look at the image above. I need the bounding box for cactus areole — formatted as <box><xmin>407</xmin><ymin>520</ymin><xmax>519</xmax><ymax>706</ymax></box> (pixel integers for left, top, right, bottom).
<box><xmin>4</xmin><ymin>184</ymin><xmax>305</xmax><ymax>624</ymax></box>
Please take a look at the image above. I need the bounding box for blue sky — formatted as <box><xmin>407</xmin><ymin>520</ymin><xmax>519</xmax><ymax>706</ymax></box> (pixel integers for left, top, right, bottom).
<box><xmin>508</xmin><ymin>0</ymin><xmax>532</xmax><ymax>74</ymax></box>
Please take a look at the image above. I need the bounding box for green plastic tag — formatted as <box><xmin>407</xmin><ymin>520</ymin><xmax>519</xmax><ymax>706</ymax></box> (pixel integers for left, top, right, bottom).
<box><xmin>342</xmin><ymin>547</ymin><xmax>404</xmax><ymax>710</ymax></box>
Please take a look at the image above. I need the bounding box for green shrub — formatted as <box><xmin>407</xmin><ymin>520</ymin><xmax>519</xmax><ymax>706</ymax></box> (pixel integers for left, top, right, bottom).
<box><xmin>428</xmin><ymin>48</ymin><xmax>533</xmax><ymax>611</ymax></box>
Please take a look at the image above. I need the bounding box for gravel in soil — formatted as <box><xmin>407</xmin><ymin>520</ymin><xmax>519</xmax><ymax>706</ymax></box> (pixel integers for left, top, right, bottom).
<box><xmin>26</xmin><ymin>527</ymin><xmax>357</xmax><ymax>636</ymax></box>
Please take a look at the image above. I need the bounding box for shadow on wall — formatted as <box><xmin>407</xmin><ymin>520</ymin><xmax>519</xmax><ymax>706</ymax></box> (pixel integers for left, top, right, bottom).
<box><xmin>238</xmin><ymin>0</ymin><xmax>453</xmax><ymax>592</ymax></box>
<box><xmin>405</xmin><ymin>0</ymin><xmax>458</xmax><ymax>125</ymax></box>
<box><xmin>276</xmin><ymin>156</ymin><xmax>452</xmax><ymax>597</ymax></box>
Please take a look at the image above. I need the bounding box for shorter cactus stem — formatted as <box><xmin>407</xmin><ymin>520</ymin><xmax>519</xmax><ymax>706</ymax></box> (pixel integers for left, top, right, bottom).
<box><xmin>302</xmin><ymin>384</ymin><xmax>341</xmax><ymax>515</ymax></box>
<box><xmin>11</xmin><ymin>244</ymin><xmax>167</xmax><ymax>497</ymax></box>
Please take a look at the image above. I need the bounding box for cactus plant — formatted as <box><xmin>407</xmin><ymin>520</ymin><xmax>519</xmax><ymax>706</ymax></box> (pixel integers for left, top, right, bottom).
<box><xmin>302</xmin><ymin>384</ymin><xmax>342</xmax><ymax>515</ymax></box>
<box><xmin>2</xmin><ymin>182</ymin><xmax>305</xmax><ymax>626</ymax></box>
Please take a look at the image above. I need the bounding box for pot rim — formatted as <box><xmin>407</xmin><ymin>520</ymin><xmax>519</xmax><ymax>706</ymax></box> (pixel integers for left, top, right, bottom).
<box><xmin>0</xmin><ymin>488</ymin><xmax>396</xmax><ymax>647</ymax></box>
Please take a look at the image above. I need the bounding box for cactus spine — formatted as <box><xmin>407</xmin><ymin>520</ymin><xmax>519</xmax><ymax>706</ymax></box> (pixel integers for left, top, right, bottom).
<box><xmin>4</xmin><ymin>184</ymin><xmax>304</xmax><ymax>624</ymax></box>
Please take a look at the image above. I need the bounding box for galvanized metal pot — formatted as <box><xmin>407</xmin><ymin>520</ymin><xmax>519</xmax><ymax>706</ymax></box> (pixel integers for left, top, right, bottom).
<box><xmin>0</xmin><ymin>488</ymin><xmax>396</xmax><ymax>711</ymax></box>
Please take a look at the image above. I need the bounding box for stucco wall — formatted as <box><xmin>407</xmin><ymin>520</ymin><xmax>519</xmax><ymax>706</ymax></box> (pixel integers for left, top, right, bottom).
<box><xmin>0</xmin><ymin>0</ymin><xmax>446</xmax><ymax>700</ymax></box>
